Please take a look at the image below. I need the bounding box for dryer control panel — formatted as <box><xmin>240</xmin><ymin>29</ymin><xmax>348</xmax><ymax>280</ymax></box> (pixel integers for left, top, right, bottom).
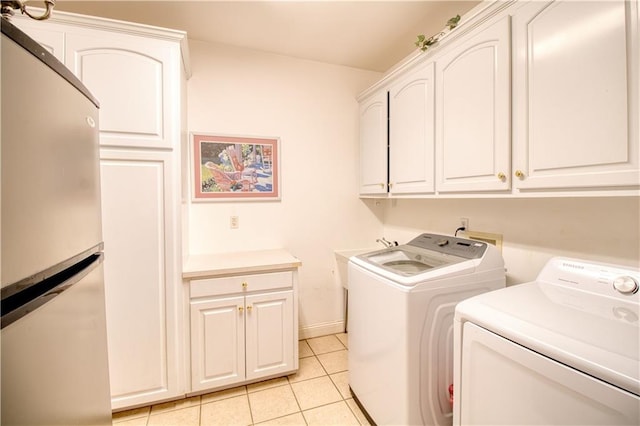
<box><xmin>539</xmin><ymin>257</ymin><xmax>640</xmax><ymax>299</ymax></box>
<box><xmin>407</xmin><ymin>233</ymin><xmax>488</xmax><ymax>259</ymax></box>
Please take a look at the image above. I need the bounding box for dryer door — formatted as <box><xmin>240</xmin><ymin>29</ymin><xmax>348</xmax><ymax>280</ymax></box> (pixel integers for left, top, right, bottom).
<box><xmin>457</xmin><ymin>322</ymin><xmax>639</xmax><ymax>425</ymax></box>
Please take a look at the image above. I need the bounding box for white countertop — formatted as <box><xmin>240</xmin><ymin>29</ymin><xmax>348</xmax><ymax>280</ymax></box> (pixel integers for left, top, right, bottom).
<box><xmin>334</xmin><ymin>247</ymin><xmax>379</xmax><ymax>289</ymax></box>
<box><xmin>334</xmin><ymin>247</ymin><xmax>379</xmax><ymax>262</ymax></box>
<box><xmin>183</xmin><ymin>249</ymin><xmax>302</xmax><ymax>279</ymax></box>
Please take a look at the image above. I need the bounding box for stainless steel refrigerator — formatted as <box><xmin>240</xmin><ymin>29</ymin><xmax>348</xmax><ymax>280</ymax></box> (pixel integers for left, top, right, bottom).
<box><xmin>1</xmin><ymin>18</ymin><xmax>112</xmax><ymax>424</ymax></box>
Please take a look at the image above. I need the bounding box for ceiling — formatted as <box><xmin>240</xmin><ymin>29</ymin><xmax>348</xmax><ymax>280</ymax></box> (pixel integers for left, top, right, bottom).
<box><xmin>52</xmin><ymin>1</ymin><xmax>481</xmax><ymax>72</ymax></box>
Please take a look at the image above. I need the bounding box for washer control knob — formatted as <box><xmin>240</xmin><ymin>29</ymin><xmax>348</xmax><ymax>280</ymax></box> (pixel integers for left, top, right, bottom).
<box><xmin>436</xmin><ymin>239</ymin><xmax>449</xmax><ymax>247</ymax></box>
<box><xmin>613</xmin><ymin>276</ymin><xmax>639</xmax><ymax>294</ymax></box>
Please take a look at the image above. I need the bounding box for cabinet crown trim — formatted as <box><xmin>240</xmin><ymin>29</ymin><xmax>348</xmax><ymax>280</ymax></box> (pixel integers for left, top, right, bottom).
<box><xmin>17</xmin><ymin>7</ymin><xmax>192</xmax><ymax>78</ymax></box>
<box><xmin>357</xmin><ymin>0</ymin><xmax>516</xmax><ymax>101</ymax></box>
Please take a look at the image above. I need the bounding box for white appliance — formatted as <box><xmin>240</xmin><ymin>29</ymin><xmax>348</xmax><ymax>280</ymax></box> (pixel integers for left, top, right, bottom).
<box><xmin>348</xmin><ymin>233</ymin><xmax>505</xmax><ymax>425</ymax></box>
<box><xmin>1</xmin><ymin>17</ymin><xmax>112</xmax><ymax>424</ymax></box>
<box><xmin>453</xmin><ymin>257</ymin><xmax>639</xmax><ymax>426</ymax></box>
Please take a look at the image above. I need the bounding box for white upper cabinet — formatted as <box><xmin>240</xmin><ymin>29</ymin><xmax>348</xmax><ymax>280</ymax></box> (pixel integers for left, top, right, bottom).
<box><xmin>435</xmin><ymin>15</ymin><xmax>511</xmax><ymax>193</ymax></box>
<box><xmin>10</xmin><ymin>18</ymin><xmax>64</xmax><ymax>61</ymax></box>
<box><xmin>65</xmin><ymin>30</ymin><xmax>180</xmax><ymax>149</ymax></box>
<box><xmin>13</xmin><ymin>15</ymin><xmax>184</xmax><ymax>150</ymax></box>
<box><xmin>359</xmin><ymin>89</ymin><xmax>388</xmax><ymax>195</ymax></box>
<box><xmin>358</xmin><ymin>0</ymin><xmax>638</xmax><ymax>197</ymax></box>
<box><xmin>512</xmin><ymin>0</ymin><xmax>639</xmax><ymax>190</ymax></box>
<box><xmin>388</xmin><ymin>60</ymin><xmax>436</xmax><ymax>194</ymax></box>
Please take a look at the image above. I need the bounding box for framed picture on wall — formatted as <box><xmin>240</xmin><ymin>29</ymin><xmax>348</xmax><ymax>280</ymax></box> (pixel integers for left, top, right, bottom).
<box><xmin>192</xmin><ymin>133</ymin><xmax>280</xmax><ymax>201</ymax></box>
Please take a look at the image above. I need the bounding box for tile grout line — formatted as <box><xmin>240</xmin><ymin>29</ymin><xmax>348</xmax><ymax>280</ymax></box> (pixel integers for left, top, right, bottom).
<box><xmin>113</xmin><ymin>334</ymin><xmax>351</xmax><ymax>425</ymax></box>
<box><xmin>245</xmin><ymin>390</ymin><xmax>255</xmax><ymax>426</ymax></box>
<box><xmin>285</xmin><ymin>375</ymin><xmax>308</xmax><ymax>426</ymax></box>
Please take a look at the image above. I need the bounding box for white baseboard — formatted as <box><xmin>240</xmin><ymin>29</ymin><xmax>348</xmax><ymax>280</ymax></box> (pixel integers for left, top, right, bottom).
<box><xmin>299</xmin><ymin>320</ymin><xmax>345</xmax><ymax>340</ymax></box>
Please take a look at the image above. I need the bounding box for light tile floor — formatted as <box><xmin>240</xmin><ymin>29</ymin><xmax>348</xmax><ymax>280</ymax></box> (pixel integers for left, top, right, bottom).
<box><xmin>112</xmin><ymin>333</ymin><xmax>370</xmax><ymax>425</ymax></box>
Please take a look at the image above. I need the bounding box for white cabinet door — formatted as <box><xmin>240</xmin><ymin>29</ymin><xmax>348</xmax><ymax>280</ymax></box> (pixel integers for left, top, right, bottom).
<box><xmin>245</xmin><ymin>290</ymin><xmax>295</xmax><ymax>381</ymax></box>
<box><xmin>65</xmin><ymin>30</ymin><xmax>179</xmax><ymax>149</ymax></box>
<box><xmin>359</xmin><ymin>89</ymin><xmax>388</xmax><ymax>195</ymax></box>
<box><xmin>100</xmin><ymin>149</ymin><xmax>182</xmax><ymax>410</ymax></box>
<box><xmin>11</xmin><ymin>17</ymin><xmax>65</xmax><ymax>62</ymax></box>
<box><xmin>389</xmin><ymin>60</ymin><xmax>436</xmax><ymax>194</ymax></box>
<box><xmin>512</xmin><ymin>0</ymin><xmax>639</xmax><ymax>190</ymax></box>
<box><xmin>435</xmin><ymin>16</ymin><xmax>511</xmax><ymax>193</ymax></box>
<box><xmin>190</xmin><ymin>296</ymin><xmax>245</xmax><ymax>393</ymax></box>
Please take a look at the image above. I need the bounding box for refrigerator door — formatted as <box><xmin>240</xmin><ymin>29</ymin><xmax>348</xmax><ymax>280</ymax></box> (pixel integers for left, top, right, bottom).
<box><xmin>1</xmin><ymin>20</ymin><xmax>102</xmax><ymax>288</ymax></box>
<box><xmin>1</xmin><ymin>19</ymin><xmax>111</xmax><ymax>424</ymax></box>
<box><xmin>1</xmin><ymin>254</ymin><xmax>112</xmax><ymax>425</ymax></box>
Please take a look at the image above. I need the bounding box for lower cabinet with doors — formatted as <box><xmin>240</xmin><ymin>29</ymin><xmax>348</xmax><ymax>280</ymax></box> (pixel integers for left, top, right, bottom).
<box><xmin>183</xmin><ymin>250</ymin><xmax>302</xmax><ymax>394</ymax></box>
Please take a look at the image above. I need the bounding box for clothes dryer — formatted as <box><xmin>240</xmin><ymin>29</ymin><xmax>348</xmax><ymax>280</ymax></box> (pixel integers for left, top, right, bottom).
<box><xmin>453</xmin><ymin>257</ymin><xmax>639</xmax><ymax>425</ymax></box>
<box><xmin>348</xmin><ymin>233</ymin><xmax>505</xmax><ymax>425</ymax></box>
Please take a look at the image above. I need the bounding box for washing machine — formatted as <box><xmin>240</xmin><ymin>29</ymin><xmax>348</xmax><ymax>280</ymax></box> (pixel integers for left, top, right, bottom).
<box><xmin>348</xmin><ymin>233</ymin><xmax>505</xmax><ymax>425</ymax></box>
<box><xmin>453</xmin><ymin>257</ymin><xmax>640</xmax><ymax>426</ymax></box>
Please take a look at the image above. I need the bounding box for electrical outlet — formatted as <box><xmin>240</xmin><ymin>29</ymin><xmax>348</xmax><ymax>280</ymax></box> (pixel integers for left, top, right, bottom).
<box><xmin>460</xmin><ymin>217</ymin><xmax>469</xmax><ymax>230</ymax></box>
<box><xmin>230</xmin><ymin>216</ymin><xmax>239</xmax><ymax>229</ymax></box>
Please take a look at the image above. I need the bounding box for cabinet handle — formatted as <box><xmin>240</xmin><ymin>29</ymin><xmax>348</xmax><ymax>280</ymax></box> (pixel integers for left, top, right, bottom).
<box><xmin>238</xmin><ymin>306</ymin><xmax>244</xmax><ymax>313</ymax></box>
<box><xmin>515</xmin><ymin>170</ymin><xmax>525</xmax><ymax>179</ymax></box>
<box><xmin>497</xmin><ymin>172</ymin><xmax>506</xmax><ymax>181</ymax></box>
<box><xmin>247</xmin><ymin>305</ymin><xmax>253</xmax><ymax>313</ymax></box>
<box><xmin>242</xmin><ymin>282</ymin><xmax>248</xmax><ymax>289</ymax></box>
<box><xmin>379</xmin><ymin>183</ymin><xmax>385</xmax><ymax>188</ymax></box>
<box><xmin>388</xmin><ymin>183</ymin><xmax>393</xmax><ymax>189</ymax></box>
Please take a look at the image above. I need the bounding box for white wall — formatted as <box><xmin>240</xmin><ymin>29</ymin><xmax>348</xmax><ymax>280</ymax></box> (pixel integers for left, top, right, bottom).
<box><xmin>186</xmin><ymin>40</ymin><xmax>383</xmax><ymax>337</ymax></box>
<box><xmin>381</xmin><ymin>197</ymin><xmax>640</xmax><ymax>285</ymax></box>
<box><xmin>185</xmin><ymin>40</ymin><xmax>640</xmax><ymax>338</ymax></box>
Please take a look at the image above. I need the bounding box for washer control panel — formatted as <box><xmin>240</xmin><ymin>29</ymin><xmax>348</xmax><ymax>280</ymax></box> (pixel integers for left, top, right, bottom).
<box><xmin>407</xmin><ymin>233</ymin><xmax>487</xmax><ymax>259</ymax></box>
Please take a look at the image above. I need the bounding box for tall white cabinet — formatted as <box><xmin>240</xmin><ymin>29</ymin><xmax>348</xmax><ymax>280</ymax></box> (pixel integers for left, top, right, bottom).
<box><xmin>14</xmin><ymin>13</ymin><xmax>190</xmax><ymax>410</ymax></box>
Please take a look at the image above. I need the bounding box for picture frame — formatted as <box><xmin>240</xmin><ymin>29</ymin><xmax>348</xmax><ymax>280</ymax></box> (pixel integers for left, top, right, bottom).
<box><xmin>192</xmin><ymin>133</ymin><xmax>280</xmax><ymax>201</ymax></box>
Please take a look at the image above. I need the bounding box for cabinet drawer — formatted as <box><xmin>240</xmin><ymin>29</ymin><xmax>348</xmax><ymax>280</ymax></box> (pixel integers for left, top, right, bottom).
<box><xmin>190</xmin><ymin>271</ymin><xmax>293</xmax><ymax>298</ymax></box>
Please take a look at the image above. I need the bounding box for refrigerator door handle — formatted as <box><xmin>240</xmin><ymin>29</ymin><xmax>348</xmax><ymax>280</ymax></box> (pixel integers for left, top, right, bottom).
<box><xmin>1</xmin><ymin>252</ymin><xmax>104</xmax><ymax>329</ymax></box>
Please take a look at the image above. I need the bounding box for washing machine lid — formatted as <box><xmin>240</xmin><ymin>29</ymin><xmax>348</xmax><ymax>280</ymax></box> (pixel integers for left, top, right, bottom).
<box><xmin>359</xmin><ymin>246</ymin><xmax>466</xmax><ymax>276</ymax></box>
<box><xmin>456</xmin><ymin>257</ymin><xmax>640</xmax><ymax>396</ymax></box>
<box><xmin>350</xmin><ymin>233</ymin><xmax>493</xmax><ymax>286</ymax></box>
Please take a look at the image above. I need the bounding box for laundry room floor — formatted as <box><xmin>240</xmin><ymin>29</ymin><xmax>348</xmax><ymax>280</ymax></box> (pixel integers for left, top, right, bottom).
<box><xmin>112</xmin><ymin>333</ymin><xmax>370</xmax><ymax>425</ymax></box>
